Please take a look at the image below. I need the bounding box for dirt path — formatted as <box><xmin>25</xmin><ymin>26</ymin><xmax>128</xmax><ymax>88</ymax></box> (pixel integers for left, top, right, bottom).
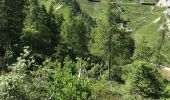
<box><xmin>153</xmin><ymin>17</ymin><xmax>161</xmax><ymax>23</ymax></box>
<box><xmin>158</xmin><ymin>64</ymin><xmax>170</xmax><ymax>70</ymax></box>
<box><xmin>54</xmin><ymin>4</ymin><xmax>63</xmax><ymax>12</ymax></box>
<box><xmin>162</xmin><ymin>67</ymin><xmax>170</xmax><ymax>71</ymax></box>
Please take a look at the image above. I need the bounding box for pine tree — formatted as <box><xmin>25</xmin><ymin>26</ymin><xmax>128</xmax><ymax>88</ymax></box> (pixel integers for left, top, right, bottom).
<box><xmin>89</xmin><ymin>2</ymin><xmax>134</xmax><ymax>80</ymax></box>
<box><xmin>0</xmin><ymin>0</ymin><xmax>26</xmax><ymax>71</ymax></box>
<box><xmin>123</xmin><ymin>61</ymin><xmax>165</xmax><ymax>98</ymax></box>
<box><xmin>21</xmin><ymin>0</ymin><xmax>61</xmax><ymax>55</ymax></box>
<box><xmin>47</xmin><ymin>5</ymin><xmax>61</xmax><ymax>48</ymax></box>
<box><xmin>61</xmin><ymin>9</ymin><xmax>91</xmax><ymax>58</ymax></box>
<box><xmin>21</xmin><ymin>0</ymin><xmax>52</xmax><ymax>54</ymax></box>
<box><xmin>0</xmin><ymin>0</ymin><xmax>26</xmax><ymax>45</ymax></box>
<box><xmin>133</xmin><ymin>37</ymin><xmax>153</xmax><ymax>62</ymax></box>
<box><xmin>153</xmin><ymin>24</ymin><xmax>169</xmax><ymax>66</ymax></box>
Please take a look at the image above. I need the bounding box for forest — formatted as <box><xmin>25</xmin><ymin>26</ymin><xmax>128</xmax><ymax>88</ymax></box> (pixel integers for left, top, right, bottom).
<box><xmin>0</xmin><ymin>0</ymin><xmax>170</xmax><ymax>99</ymax></box>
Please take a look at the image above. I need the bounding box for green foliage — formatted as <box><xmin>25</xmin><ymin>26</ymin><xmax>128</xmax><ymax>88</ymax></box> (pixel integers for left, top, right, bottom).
<box><xmin>0</xmin><ymin>47</ymin><xmax>14</xmax><ymax>72</ymax></box>
<box><xmin>152</xmin><ymin>24</ymin><xmax>169</xmax><ymax>65</ymax></box>
<box><xmin>0</xmin><ymin>0</ymin><xmax>26</xmax><ymax>43</ymax></box>
<box><xmin>21</xmin><ymin>0</ymin><xmax>61</xmax><ymax>55</ymax></box>
<box><xmin>47</xmin><ymin>4</ymin><xmax>62</xmax><ymax>47</ymax></box>
<box><xmin>30</xmin><ymin>59</ymin><xmax>57</xmax><ymax>99</ymax></box>
<box><xmin>53</xmin><ymin>69</ymin><xmax>92</xmax><ymax>100</ymax></box>
<box><xmin>89</xmin><ymin>3</ymin><xmax>134</xmax><ymax>64</ymax></box>
<box><xmin>0</xmin><ymin>0</ymin><xmax>26</xmax><ymax>71</ymax></box>
<box><xmin>61</xmin><ymin>13</ymin><xmax>91</xmax><ymax>57</ymax></box>
<box><xmin>0</xmin><ymin>0</ymin><xmax>169</xmax><ymax>99</ymax></box>
<box><xmin>88</xmin><ymin>63</ymin><xmax>103</xmax><ymax>79</ymax></box>
<box><xmin>0</xmin><ymin>74</ymin><xmax>28</xmax><ymax>100</ymax></box>
<box><xmin>32</xmin><ymin>57</ymin><xmax>93</xmax><ymax>100</ymax></box>
<box><xmin>89</xmin><ymin>23</ymin><xmax>108</xmax><ymax>57</ymax></box>
<box><xmin>133</xmin><ymin>37</ymin><xmax>153</xmax><ymax>62</ymax></box>
<box><xmin>89</xmin><ymin>2</ymin><xmax>134</xmax><ymax>81</ymax></box>
<box><xmin>90</xmin><ymin>80</ymin><xmax>117</xmax><ymax>100</ymax></box>
<box><xmin>21</xmin><ymin>0</ymin><xmax>51</xmax><ymax>53</ymax></box>
<box><xmin>123</xmin><ymin>61</ymin><xmax>166</xmax><ymax>98</ymax></box>
<box><xmin>0</xmin><ymin>47</ymin><xmax>33</xmax><ymax>100</ymax></box>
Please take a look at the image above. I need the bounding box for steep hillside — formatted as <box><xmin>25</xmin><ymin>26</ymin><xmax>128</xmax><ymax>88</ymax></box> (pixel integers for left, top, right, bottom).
<box><xmin>76</xmin><ymin>0</ymin><xmax>165</xmax><ymax>45</ymax></box>
<box><xmin>43</xmin><ymin>0</ymin><xmax>168</xmax><ymax>59</ymax></box>
<box><xmin>40</xmin><ymin>0</ymin><xmax>170</xmax><ymax>62</ymax></box>
<box><xmin>1</xmin><ymin>0</ymin><xmax>170</xmax><ymax>99</ymax></box>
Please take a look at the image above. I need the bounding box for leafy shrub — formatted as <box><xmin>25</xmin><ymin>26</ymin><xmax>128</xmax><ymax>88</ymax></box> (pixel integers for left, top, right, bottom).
<box><xmin>123</xmin><ymin>61</ymin><xmax>166</xmax><ymax>98</ymax></box>
<box><xmin>0</xmin><ymin>47</ymin><xmax>32</xmax><ymax>100</ymax></box>
<box><xmin>0</xmin><ymin>74</ymin><xmax>28</xmax><ymax>100</ymax></box>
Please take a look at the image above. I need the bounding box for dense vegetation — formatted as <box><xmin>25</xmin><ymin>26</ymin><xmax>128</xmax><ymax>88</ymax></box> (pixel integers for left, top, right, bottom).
<box><xmin>0</xmin><ymin>0</ymin><xmax>169</xmax><ymax>99</ymax></box>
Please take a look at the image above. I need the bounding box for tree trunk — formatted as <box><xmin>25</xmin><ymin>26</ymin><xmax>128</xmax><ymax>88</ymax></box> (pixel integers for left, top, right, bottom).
<box><xmin>78</xmin><ymin>63</ymin><xmax>82</xmax><ymax>78</ymax></box>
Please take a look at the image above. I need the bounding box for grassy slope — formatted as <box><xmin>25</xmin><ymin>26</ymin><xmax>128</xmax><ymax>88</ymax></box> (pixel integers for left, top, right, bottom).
<box><xmin>38</xmin><ymin>0</ymin><xmax>62</xmax><ymax>11</ymax></box>
<box><xmin>134</xmin><ymin>22</ymin><xmax>162</xmax><ymax>46</ymax></box>
<box><xmin>38</xmin><ymin>0</ymin><xmax>51</xmax><ymax>9</ymax></box>
<box><xmin>42</xmin><ymin>0</ymin><xmax>166</xmax><ymax>52</ymax></box>
<box><xmin>77</xmin><ymin>0</ymin><xmax>108</xmax><ymax>23</ymax></box>
<box><xmin>57</xmin><ymin>5</ymin><xmax>71</xmax><ymax>19</ymax></box>
<box><xmin>40</xmin><ymin>0</ymin><xmax>170</xmax><ymax>96</ymax></box>
<box><xmin>77</xmin><ymin>0</ymin><xmax>165</xmax><ymax>46</ymax></box>
<box><xmin>39</xmin><ymin>0</ymin><xmax>166</xmax><ymax>54</ymax></box>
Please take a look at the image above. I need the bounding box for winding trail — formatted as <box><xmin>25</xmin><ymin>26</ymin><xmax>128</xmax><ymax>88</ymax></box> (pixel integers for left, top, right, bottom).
<box><xmin>162</xmin><ymin>67</ymin><xmax>170</xmax><ymax>71</ymax></box>
<box><xmin>54</xmin><ymin>4</ymin><xmax>63</xmax><ymax>12</ymax></box>
<box><xmin>157</xmin><ymin>64</ymin><xmax>170</xmax><ymax>71</ymax></box>
<box><xmin>153</xmin><ymin>17</ymin><xmax>161</xmax><ymax>23</ymax></box>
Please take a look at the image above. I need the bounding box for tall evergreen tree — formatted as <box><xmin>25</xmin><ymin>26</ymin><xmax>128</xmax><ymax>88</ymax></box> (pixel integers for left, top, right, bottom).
<box><xmin>133</xmin><ymin>37</ymin><xmax>153</xmax><ymax>62</ymax></box>
<box><xmin>0</xmin><ymin>0</ymin><xmax>26</xmax><ymax>71</ymax></box>
<box><xmin>0</xmin><ymin>0</ymin><xmax>26</xmax><ymax>45</ymax></box>
<box><xmin>89</xmin><ymin>2</ymin><xmax>134</xmax><ymax>80</ymax></box>
<box><xmin>153</xmin><ymin>24</ymin><xmax>169</xmax><ymax>66</ymax></box>
<box><xmin>21</xmin><ymin>0</ymin><xmax>60</xmax><ymax>55</ymax></box>
<box><xmin>61</xmin><ymin>8</ymin><xmax>92</xmax><ymax>58</ymax></box>
<box><xmin>47</xmin><ymin>5</ymin><xmax>61</xmax><ymax>48</ymax></box>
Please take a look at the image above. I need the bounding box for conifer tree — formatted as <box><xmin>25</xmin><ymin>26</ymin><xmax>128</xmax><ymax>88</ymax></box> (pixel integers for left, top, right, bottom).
<box><xmin>61</xmin><ymin>8</ymin><xmax>91</xmax><ymax>58</ymax></box>
<box><xmin>21</xmin><ymin>0</ymin><xmax>61</xmax><ymax>55</ymax></box>
<box><xmin>89</xmin><ymin>2</ymin><xmax>134</xmax><ymax>80</ymax></box>
<box><xmin>0</xmin><ymin>0</ymin><xmax>26</xmax><ymax>45</ymax></box>
<box><xmin>21</xmin><ymin>0</ymin><xmax>52</xmax><ymax>54</ymax></box>
<box><xmin>47</xmin><ymin>5</ymin><xmax>61</xmax><ymax>48</ymax></box>
<box><xmin>153</xmin><ymin>24</ymin><xmax>169</xmax><ymax>66</ymax></box>
<box><xmin>133</xmin><ymin>37</ymin><xmax>153</xmax><ymax>62</ymax></box>
<box><xmin>0</xmin><ymin>0</ymin><xmax>26</xmax><ymax>71</ymax></box>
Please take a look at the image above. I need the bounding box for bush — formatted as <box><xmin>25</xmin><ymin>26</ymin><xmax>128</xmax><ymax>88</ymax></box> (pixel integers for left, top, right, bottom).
<box><xmin>123</xmin><ymin>61</ymin><xmax>166</xmax><ymax>98</ymax></box>
<box><xmin>0</xmin><ymin>74</ymin><xmax>28</xmax><ymax>100</ymax></box>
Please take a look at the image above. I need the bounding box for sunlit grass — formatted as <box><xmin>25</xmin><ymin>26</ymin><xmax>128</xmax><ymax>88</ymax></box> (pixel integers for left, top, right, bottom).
<box><xmin>162</xmin><ymin>69</ymin><xmax>170</xmax><ymax>81</ymax></box>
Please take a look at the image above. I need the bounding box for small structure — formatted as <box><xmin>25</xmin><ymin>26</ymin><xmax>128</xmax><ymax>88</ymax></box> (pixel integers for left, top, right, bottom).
<box><xmin>88</xmin><ymin>0</ymin><xmax>101</xmax><ymax>2</ymax></box>
<box><xmin>139</xmin><ymin>0</ymin><xmax>156</xmax><ymax>5</ymax></box>
<box><xmin>156</xmin><ymin>0</ymin><xmax>170</xmax><ymax>7</ymax></box>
